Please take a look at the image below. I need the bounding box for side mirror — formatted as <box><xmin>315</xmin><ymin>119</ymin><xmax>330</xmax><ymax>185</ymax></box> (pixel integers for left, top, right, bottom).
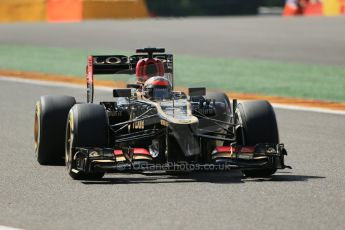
<box><xmin>188</xmin><ymin>87</ymin><xmax>206</xmax><ymax>97</ymax></box>
<box><xmin>113</xmin><ymin>89</ymin><xmax>132</xmax><ymax>98</ymax></box>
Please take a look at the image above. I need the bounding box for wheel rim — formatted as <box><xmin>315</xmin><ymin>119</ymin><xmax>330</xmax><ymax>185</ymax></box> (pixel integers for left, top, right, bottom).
<box><xmin>65</xmin><ymin>117</ymin><xmax>74</xmax><ymax>172</ymax></box>
<box><xmin>34</xmin><ymin>103</ymin><xmax>40</xmax><ymax>154</ymax></box>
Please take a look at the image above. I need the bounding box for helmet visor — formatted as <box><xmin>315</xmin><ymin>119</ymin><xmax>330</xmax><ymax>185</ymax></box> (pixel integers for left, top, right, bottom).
<box><xmin>152</xmin><ymin>87</ymin><xmax>170</xmax><ymax>100</ymax></box>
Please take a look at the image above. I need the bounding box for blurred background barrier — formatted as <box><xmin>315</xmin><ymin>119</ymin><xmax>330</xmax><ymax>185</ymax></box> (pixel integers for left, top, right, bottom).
<box><xmin>0</xmin><ymin>0</ymin><xmax>149</xmax><ymax>22</ymax></box>
<box><xmin>83</xmin><ymin>0</ymin><xmax>148</xmax><ymax>20</ymax></box>
<box><xmin>145</xmin><ymin>0</ymin><xmax>261</xmax><ymax>16</ymax></box>
<box><xmin>0</xmin><ymin>0</ymin><xmax>282</xmax><ymax>23</ymax></box>
<box><xmin>47</xmin><ymin>0</ymin><xmax>82</xmax><ymax>22</ymax></box>
<box><xmin>0</xmin><ymin>0</ymin><xmax>46</xmax><ymax>22</ymax></box>
<box><xmin>283</xmin><ymin>0</ymin><xmax>345</xmax><ymax>16</ymax></box>
<box><xmin>323</xmin><ymin>0</ymin><xmax>345</xmax><ymax>15</ymax></box>
<box><xmin>0</xmin><ymin>0</ymin><xmax>344</xmax><ymax>23</ymax></box>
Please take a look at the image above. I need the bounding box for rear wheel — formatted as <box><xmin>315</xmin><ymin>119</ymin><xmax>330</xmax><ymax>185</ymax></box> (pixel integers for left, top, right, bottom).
<box><xmin>236</xmin><ymin>100</ymin><xmax>279</xmax><ymax>177</ymax></box>
<box><xmin>35</xmin><ymin>95</ymin><xmax>76</xmax><ymax>165</ymax></box>
<box><xmin>203</xmin><ymin>92</ymin><xmax>232</xmax><ymax>148</ymax></box>
<box><xmin>204</xmin><ymin>92</ymin><xmax>232</xmax><ymax>120</ymax></box>
<box><xmin>66</xmin><ymin>104</ymin><xmax>108</xmax><ymax>180</ymax></box>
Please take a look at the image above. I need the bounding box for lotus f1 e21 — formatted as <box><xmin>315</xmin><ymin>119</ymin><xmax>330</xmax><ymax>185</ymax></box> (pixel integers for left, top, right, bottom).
<box><xmin>34</xmin><ymin>48</ymin><xmax>290</xmax><ymax>180</ymax></box>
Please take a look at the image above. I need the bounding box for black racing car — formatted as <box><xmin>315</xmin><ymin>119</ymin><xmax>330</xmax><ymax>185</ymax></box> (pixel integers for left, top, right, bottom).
<box><xmin>34</xmin><ymin>47</ymin><xmax>290</xmax><ymax>180</ymax></box>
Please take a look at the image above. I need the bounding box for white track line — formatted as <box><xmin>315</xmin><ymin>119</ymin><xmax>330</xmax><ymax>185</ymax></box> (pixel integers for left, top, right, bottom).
<box><xmin>1</xmin><ymin>76</ymin><xmax>345</xmax><ymax>115</ymax></box>
<box><xmin>0</xmin><ymin>225</ymin><xmax>24</xmax><ymax>230</ymax></box>
<box><xmin>271</xmin><ymin>103</ymin><xmax>345</xmax><ymax>115</ymax></box>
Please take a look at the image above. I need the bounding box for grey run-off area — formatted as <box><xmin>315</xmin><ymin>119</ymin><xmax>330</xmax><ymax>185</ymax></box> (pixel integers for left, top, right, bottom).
<box><xmin>0</xmin><ymin>16</ymin><xmax>345</xmax><ymax>65</ymax></box>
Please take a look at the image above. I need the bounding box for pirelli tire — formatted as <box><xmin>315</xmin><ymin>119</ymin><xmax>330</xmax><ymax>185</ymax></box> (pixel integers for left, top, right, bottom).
<box><xmin>34</xmin><ymin>95</ymin><xmax>76</xmax><ymax>165</ymax></box>
<box><xmin>65</xmin><ymin>104</ymin><xmax>108</xmax><ymax>180</ymax></box>
<box><xmin>235</xmin><ymin>100</ymin><xmax>279</xmax><ymax>177</ymax></box>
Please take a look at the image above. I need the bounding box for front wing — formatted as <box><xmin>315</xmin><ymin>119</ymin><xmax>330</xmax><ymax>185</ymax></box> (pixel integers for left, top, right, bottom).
<box><xmin>71</xmin><ymin>144</ymin><xmax>290</xmax><ymax>174</ymax></box>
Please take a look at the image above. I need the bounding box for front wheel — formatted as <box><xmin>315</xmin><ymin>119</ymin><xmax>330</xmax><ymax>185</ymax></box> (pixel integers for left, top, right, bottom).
<box><xmin>65</xmin><ymin>104</ymin><xmax>108</xmax><ymax>180</ymax></box>
<box><xmin>35</xmin><ymin>95</ymin><xmax>76</xmax><ymax>165</ymax></box>
<box><xmin>236</xmin><ymin>100</ymin><xmax>279</xmax><ymax>177</ymax></box>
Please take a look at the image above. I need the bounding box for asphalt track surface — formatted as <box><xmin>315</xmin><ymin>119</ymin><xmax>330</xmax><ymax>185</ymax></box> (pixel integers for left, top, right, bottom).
<box><xmin>0</xmin><ymin>16</ymin><xmax>345</xmax><ymax>65</ymax></box>
<box><xmin>0</xmin><ymin>17</ymin><xmax>345</xmax><ymax>230</ymax></box>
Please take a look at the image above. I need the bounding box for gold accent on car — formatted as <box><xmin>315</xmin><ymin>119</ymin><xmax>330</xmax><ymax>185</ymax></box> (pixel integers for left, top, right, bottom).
<box><xmin>34</xmin><ymin>102</ymin><xmax>40</xmax><ymax>153</ymax></box>
<box><xmin>133</xmin><ymin>120</ymin><xmax>145</xmax><ymax>129</ymax></box>
<box><xmin>160</xmin><ymin>119</ymin><xmax>169</xmax><ymax>127</ymax></box>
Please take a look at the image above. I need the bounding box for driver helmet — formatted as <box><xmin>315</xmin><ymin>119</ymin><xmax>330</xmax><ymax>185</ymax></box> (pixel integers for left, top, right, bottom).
<box><xmin>136</xmin><ymin>58</ymin><xmax>165</xmax><ymax>84</ymax></box>
<box><xmin>143</xmin><ymin>76</ymin><xmax>172</xmax><ymax>100</ymax></box>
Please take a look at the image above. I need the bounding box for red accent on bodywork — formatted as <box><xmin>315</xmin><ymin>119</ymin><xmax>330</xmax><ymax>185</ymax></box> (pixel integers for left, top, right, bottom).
<box><xmin>215</xmin><ymin>146</ymin><xmax>255</xmax><ymax>154</ymax></box>
<box><xmin>113</xmin><ymin>150</ymin><xmax>123</xmax><ymax>156</ymax></box>
<box><xmin>152</xmin><ymin>80</ymin><xmax>169</xmax><ymax>86</ymax></box>
<box><xmin>113</xmin><ymin>148</ymin><xmax>150</xmax><ymax>156</ymax></box>
<box><xmin>240</xmin><ymin>146</ymin><xmax>255</xmax><ymax>153</ymax></box>
<box><xmin>215</xmin><ymin>146</ymin><xmax>229</xmax><ymax>152</ymax></box>
<box><xmin>136</xmin><ymin>58</ymin><xmax>165</xmax><ymax>82</ymax></box>
<box><xmin>136</xmin><ymin>59</ymin><xmax>146</xmax><ymax>78</ymax></box>
<box><xmin>133</xmin><ymin>148</ymin><xmax>150</xmax><ymax>155</ymax></box>
<box><xmin>215</xmin><ymin>146</ymin><xmax>235</xmax><ymax>153</ymax></box>
<box><xmin>86</xmin><ymin>56</ymin><xmax>93</xmax><ymax>84</ymax></box>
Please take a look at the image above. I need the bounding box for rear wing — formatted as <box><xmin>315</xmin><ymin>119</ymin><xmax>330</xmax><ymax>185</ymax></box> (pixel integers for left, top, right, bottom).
<box><xmin>86</xmin><ymin>50</ymin><xmax>173</xmax><ymax>103</ymax></box>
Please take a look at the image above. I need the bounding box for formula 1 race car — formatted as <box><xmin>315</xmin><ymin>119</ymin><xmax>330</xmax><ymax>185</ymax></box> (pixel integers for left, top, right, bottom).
<box><xmin>34</xmin><ymin>47</ymin><xmax>290</xmax><ymax>180</ymax></box>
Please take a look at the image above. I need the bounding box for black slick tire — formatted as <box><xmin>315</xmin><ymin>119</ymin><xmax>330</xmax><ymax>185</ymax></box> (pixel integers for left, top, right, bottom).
<box><xmin>236</xmin><ymin>100</ymin><xmax>279</xmax><ymax>177</ymax></box>
<box><xmin>65</xmin><ymin>104</ymin><xmax>108</xmax><ymax>180</ymax></box>
<box><xmin>35</xmin><ymin>95</ymin><xmax>76</xmax><ymax>165</ymax></box>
